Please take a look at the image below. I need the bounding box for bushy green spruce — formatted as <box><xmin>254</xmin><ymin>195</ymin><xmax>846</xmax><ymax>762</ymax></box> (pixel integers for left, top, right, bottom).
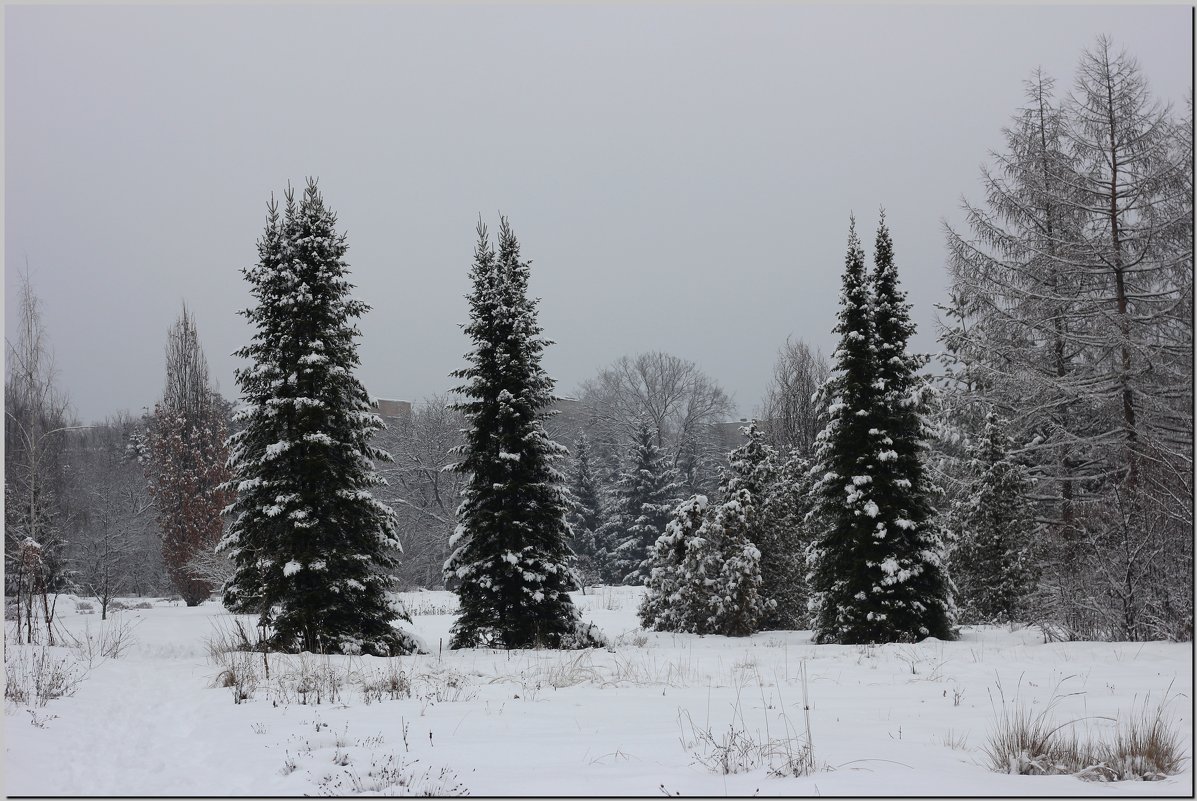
<box><xmin>699</xmin><ymin>488</ymin><xmax>768</xmax><ymax>636</ymax></box>
<box><xmin>445</xmin><ymin>219</ymin><xmax>603</xmax><ymax>650</ymax></box>
<box><xmin>638</xmin><ymin>494</ymin><xmax>710</xmax><ymax>632</ymax></box>
<box><xmin>638</xmin><ymin>486</ymin><xmax>766</xmax><ymax>637</ymax></box>
<box><xmin>807</xmin><ymin>216</ymin><xmax>954</xmax><ymax>644</ymax></box>
<box><xmin>220</xmin><ymin>180</ymin><xmax>418</xmax><ymax>656</ymax></box>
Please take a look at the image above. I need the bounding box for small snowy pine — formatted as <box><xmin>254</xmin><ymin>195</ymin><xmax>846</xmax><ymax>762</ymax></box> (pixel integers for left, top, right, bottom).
<box><xmin>760</xmin><ymin>448</ymin><xmax>817</xmax><ymax>629</ymax></box>
<box><xmin>638</xmin><ymin>488</ymin><xmax>767</xmax><ymax>637</ymax></box>
<box><xmin>565</xmin><ymin>434</ymin><xmax>606</xmax><ymax>587</ymax></box>
<box><xmin>601</xmin><ymin>421</ymin><xmax>681</xmax><ymax>585</ymax></box>
<box><xmin>638</xmin><ymin>494</ymin><xmax>710</xmax><ymax>632</ymax></box>
<box><xmin>698</xmin><ymin>490</ymin><xmax>767</xmax><ymax>636</ymax></box>
<box><xmin>949</xmin><ymin>410</ymin><xmax>1035</xmax><ymax>624</ymax></box>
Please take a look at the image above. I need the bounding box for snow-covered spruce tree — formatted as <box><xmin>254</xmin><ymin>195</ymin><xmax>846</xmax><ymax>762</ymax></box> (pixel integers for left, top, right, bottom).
<box><xmin>601</xmin><ymin>421</ymin><xmax>681</xmax><ymax>585</ymax></box>
<box><xmin>949</xmin><ymin>410</ymin><xmax>1035</xmax><ymax>624</ymax></box>
<box><xmin>721</xmin><ymin>422</ymin><xmax>805</xmax><ymax>629</ymax></box>
<box><xmin>445</xmin><ymin>218</ymin><xmax>602</xmax><ymax>650</ymax></box>
<box><xmin>565</xmin><ymin>433</ymin><xmax>606</xmax><ymax>586</ymax></box>
<box><xmin>808</xmin><ymin>217</ymin><xmax>954</xmax><ymax>644</ymax></box>
<box><xmin>638</xmin><ymin>490</ymin><xmax>765</xmax><ymax>637</ymax></box>
<box><xmin>746</xmin><ymin>447</ymin><xmax>813</xmax><ymax>627</ymax></box>
<box><xmin>219</xmin><ymin>181</ymin><xmax>418</xmax><ymax>656</ymax></box>
<box><xmin>638</xmin><ymin>426</ymin><xmax>773</xmax><ymax>637</ymax></box>
<box><xmin>638</xmin><ymin>494</ymin><xmax>709</xmax><ymax>632</ymax></box>
<box><xmin>759</xmin><ymin>447</ymin><xmax>816</xmax><ymax>629</ymax></box>
<box><xmin>807</xmin><ymin>220</ymin><xmax>883</xmax><ymax>642</ymax></box>
<box><xmin>867</xmin><ymin>215</ymin><xmax>955</xmax><ymax>640</ymax></box>
<box><xmin>699</xmin><ymin>488</ymin><xmax>767</xmax><ymax>636</ymax></box>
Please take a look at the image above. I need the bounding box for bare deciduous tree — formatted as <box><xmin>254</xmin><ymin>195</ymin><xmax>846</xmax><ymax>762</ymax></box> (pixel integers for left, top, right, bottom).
<box><xmin>757</xmin><ymin>337</ymin><xmax>829</xmax><ymax>457</ymax></box>
<box><xmin>5</xmin><ymin>269</ymin><xmax>75</xmax><ymax>642</ymax></box>
<box><xmin>373</xmin><ymin>395</ymin><xmax>466</xmax><ymax>589</ymax></box>
<box><xmin>579</xmin><ymin>351</ymin><xmax>734</xmax><ymax>494</ymax></box>
<box><xmin>69</xmin><ymin>419</ymin><xmax>153</xmax><ymax>618</ymax></box>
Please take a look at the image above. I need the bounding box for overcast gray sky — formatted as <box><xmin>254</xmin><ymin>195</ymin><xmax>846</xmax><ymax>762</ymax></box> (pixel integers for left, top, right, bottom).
<box><xmin>6</xmin><ymin>4</ymin><xmax>1192</xmax><ymax>425</ymax></box>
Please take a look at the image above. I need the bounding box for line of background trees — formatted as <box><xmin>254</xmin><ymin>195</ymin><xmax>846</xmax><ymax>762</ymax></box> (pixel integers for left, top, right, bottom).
<box><xmin>5</xmin><ymin>36</ymin><xmax>1190</xmax><ymax>643</ymax></box>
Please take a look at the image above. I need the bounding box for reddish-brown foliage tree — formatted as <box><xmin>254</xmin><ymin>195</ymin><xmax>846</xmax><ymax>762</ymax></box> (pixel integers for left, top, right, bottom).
<box><xmin>145</xmin><ymin>305</ymin><xmax>233</xmax><ymax>606</ymax></box>
<box><xmin>147</xmin><ymin>405</ymin><xmax>233</xmax><ymax>606</ymax></box>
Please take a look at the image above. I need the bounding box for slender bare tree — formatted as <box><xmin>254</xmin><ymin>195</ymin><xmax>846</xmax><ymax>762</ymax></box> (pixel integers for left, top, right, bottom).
<box><xmin>579</xmin><ymin>351</ymin><xmax>734</xmax><ymax>495</ymax></box>
<box><xmin>70</xmin><ymin>418</ymin><xmax>154</xmax><ymax>618</ymax></box>
<box><xmin>373</xmin><ymin>395</ymin><xmax>466</xmax><ymax>589</ymax></box>
<box><xmin>757</xmin><ymin>337</ymin><xmax>829</xmax><ymax>457</ymax></box>
<box><xmin>5</xmin><ymin>269</ymin><xmax>75</xmax><ymax>641</ymax></box>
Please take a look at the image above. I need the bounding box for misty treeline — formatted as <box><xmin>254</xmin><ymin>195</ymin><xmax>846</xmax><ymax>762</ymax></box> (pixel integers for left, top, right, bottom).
<box><xmin>4</xmin><ymin>36</ymin><xmax>1191</xmax><ymax>643</ymax></box>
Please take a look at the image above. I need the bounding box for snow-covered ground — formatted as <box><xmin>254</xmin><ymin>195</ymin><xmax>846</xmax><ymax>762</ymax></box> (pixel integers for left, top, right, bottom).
<box><xmin>4</xmin><ymin>586</ymin><xmax>1192</xmax><ymax>796</ymax></box>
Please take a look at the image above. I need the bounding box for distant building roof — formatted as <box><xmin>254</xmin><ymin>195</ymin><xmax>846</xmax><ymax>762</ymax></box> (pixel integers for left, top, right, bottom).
<box><xmin>373</xmin><ymin>398</ymin><xmax>412</xmax><ymax>419</ymax></box>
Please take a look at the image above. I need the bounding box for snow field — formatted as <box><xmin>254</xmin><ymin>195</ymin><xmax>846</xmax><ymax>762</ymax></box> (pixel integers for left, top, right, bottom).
<box><xmin>5</xmin><ymin>585</ymin><xmax>1192</xmax><ymax>796</ymax></box>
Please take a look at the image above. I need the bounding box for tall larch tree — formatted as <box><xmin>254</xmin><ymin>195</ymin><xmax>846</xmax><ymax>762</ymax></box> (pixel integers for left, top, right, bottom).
<box><xmin>941</xmin><ymin>40</ymin><xmax>1191</xmax><ymax>639</ymax></box>
<box><xmin>445</xmin><ymin>218</ymin><xmax>602</xmax><ymax>650</ymax></box>
<box><xmin>219</xmin><ymin>180</ymin><xmax>418</xmax><ymax>656</ymax></box>
<box><xmin>941</xmin><ymin>70</ymin><xmax>1087</xmax><ymax>549</ymax></box>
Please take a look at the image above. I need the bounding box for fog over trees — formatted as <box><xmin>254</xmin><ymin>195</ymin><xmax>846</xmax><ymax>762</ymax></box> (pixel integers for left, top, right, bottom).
<box><xmin>5</xmin><ymin>36</ymin><xmax>1191</xmax><ymax>649</ymax></box>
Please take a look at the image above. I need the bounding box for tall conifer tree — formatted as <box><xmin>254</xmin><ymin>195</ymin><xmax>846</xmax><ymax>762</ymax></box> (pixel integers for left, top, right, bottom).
<box><xmin>220</xmin><ymin>180</ymin><xmax>418</xmax><ymax>656</ymax></box>
<box><xmin>446</xmin><ymin>218</ymin><xmax>601</xmax><ymax>649</ymax></box>
<box><xmin>146</xmin><ymin>305</ymin><xmax>233</xmax><ymax>607</ymax></box>
<box><xmin>808</xmin><ymin>217</ymin><xmax>954</xmax><ymax>644</ymax></box>
<box><xmin>867</xmin><ymin>214</ymin><xmax>954</xmax><ymax>640</ymax></box>
<box><xmin>807</xmin><ymin>219</ymin><xmax>881</xmax><ymax>642</ymax></box>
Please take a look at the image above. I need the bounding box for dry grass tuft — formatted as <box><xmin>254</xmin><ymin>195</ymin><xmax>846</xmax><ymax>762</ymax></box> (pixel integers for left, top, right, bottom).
<box><xmin>5</xmin><ymin>647</ymin><xmax>84</xmax><ymax>707</ymax></box>
<box><xmin>984</xmin><ymin>678</ymin><xmax>1186</xmax><ymax>781</ymax></box>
